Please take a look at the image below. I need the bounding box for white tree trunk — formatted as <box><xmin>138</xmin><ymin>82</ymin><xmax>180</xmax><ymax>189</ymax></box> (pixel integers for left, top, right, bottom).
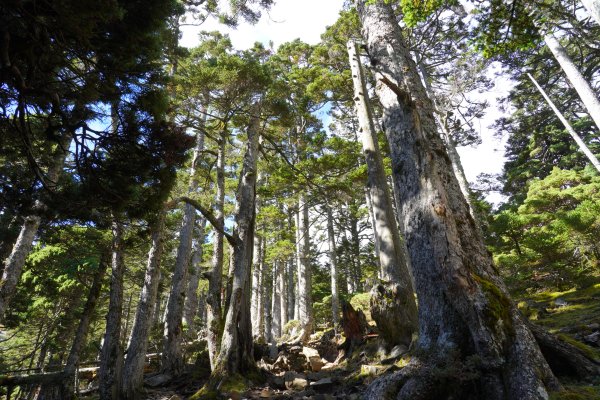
<box><xmin>122</xmin><ymin>211</ymin><xmax>165</xmax><ymax>399</ymax></box>
<box><xmin>162</xmin><ymin>125</ymin><xmax>205</xmax><ymax>374</ymax></box>
<box><xmin>183</xmin><ymin>218</ymin><xmax>206</xmax><ymax>335</ymax></box>
<box><xmin>528</xmin><ymin>73</ymin><xmax>600</xmax><ymax>172</ymax></box>
<box><xmin>0</xmin><ymin>134</ymin><xmax>71</xmax><ymax>319</ymax></box>
<box><xmin>286</xmin><ymin>259</ymin><xmax>295</xmax><ymax>323</ymax></box>
<box><xmin>325</xmin><ymin>206</ymin><xmax>340</xmax><ymax>330</ymax></box>
<box><xmin>296</xmin><ymin>196</ymin><xmax>313</xmax><ymax>343</ymax></box>
<box><xmin>279</xmin><ymin>259</ymin><xmax>288</xmax><ymax>329</ymax></box>
<box><xmin>271</xmin><ymin>261</ymin><xmax>282</xmax><ymax>339</ymax></box>
<box><xmin>544</xmin><ymin>32</ymin><xmax>600</xmax><ymax>132</ymax></box>
<box><xmin>212</xmin><ymin>103</ymin><xmax>261</xmax><ymax>377</ymax></box>
<box><xmin>98</xmin><ymin>221</ymin><xmax>125</xmax><ymax>400</ymax></box>
<box><xmin>581</xmin><ymin>0</ymin><xmax>600</xmax><ymax>25</ymax></box>
<box><xmin>364</xmin><ymin>188</ymin><xmax>382</xmax><ymax>277</ymax></box>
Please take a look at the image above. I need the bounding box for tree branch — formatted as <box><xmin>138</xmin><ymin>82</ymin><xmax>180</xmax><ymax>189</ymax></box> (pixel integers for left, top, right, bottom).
<box><xmin>177</xmin><ymin>196</ymin><xmax>237</xmax><ymax>246</ymax></box>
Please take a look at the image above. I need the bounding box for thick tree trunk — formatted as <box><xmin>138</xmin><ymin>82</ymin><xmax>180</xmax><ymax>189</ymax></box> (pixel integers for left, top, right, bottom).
<box><xmin>0</xmin><ymin>135</ymin><xmax>71</xmax><ymax>320</ymax></box>
<box><xmin>528</xmin><ymin>73</ymin><xmax>600</xmax><ymax>172</ymax></box>
<box><xmin>544</xmin><ymin>32</ymin><xmax>600</xmax><ymax>132</ymax></box>
<box><xmin>122</xmin><ymin>212</ymin><xmax>166</xmax><ymax>400</ymax></box>
<box><xmin>98</xmin><ymin>220</ymin><xmax>126</xmax><ymax>400</ymax></box>
<box><xmin>347</xmin><ymin>42</ymin><xmax>417</xmax><ymax>346</ymax></box>
<box><xmin>183</xmin><ymin>218</ymin><xmax>206</xmax><ymax>336</ymax></box>
<box><xmin>295</xmin><ymin>196</ymin><xmax>313</xmax><ymax>343</ymax></box>
<box><xmin>272</xmin><ymin>261</ymin><xmax>282</xmax><ymax>339</ymax></box>
<box><xmin>582</xmin><ymin>0</ymin><xmax>600</xmax><ymax>25</ymax></box>
<box><xmin>294</xmin><ymin>210</ymin><xmax>301</xmax><ymax>321</ymax></box>
<box><xmin>206</xmin><ymin>135</ymin><xmax>226</xmax><ymax>371</ymax></box>
<box><xmin>210</xmin><ymin>103</ymin><xmax>261</xmax><ymax>379</ymax></box>
<box><xmin>325</xmin><ymin>206</ymin><xmax>340</xmax><ymax>330</ymax></box>
<box><xmin>358</xmin><ymin>1</ymin><xmax>560</xmax><ymax>399</ymax></box>
<box><xmin>162</xmin><ymin>127</ymin><xmax>205</xmax><ymax>375</ymax></box>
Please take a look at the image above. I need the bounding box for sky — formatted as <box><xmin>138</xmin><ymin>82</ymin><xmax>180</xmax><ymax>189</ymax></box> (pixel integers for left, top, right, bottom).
<box><xmin>179</xmin><ymin>0</ymin><xmax>511</xmax><ymax>205</ymax></box>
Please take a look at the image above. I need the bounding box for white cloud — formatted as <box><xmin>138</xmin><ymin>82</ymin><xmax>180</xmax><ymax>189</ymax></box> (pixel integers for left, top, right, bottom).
<box><xmin>180</xmin><ymin>0</ymin><xmax>346</xmax><ymax>50</ymax></box>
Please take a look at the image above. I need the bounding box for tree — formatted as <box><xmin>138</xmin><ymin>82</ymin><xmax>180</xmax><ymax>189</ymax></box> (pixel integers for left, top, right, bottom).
<box><xmin>357</xmin><ymin>1</ymin><xmax>560</xmax><ymax>397</ymax></box>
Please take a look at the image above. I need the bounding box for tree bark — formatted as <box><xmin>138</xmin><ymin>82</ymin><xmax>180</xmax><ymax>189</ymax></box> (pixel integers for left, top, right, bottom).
<box><xmin>98</xmin><ymin>220</ymin><xmax>126</xmax><ymax>400</ymax></box>
<box><xmin>0</xmin><ymin>134</ymin><xmax>71</xmax><ymax>320</ymax></box>
<box><xmin>364</xmin><ymin>188</ymin><xmax>382</xmax><ymax>278</ymax></box>
<box><xmin>183</xmin><ymin>218</ymin><xmax>206</xmax><ymax>336</ymax></box>
<box><xmin>528</xmin><ymin>72</ymin><xmax>600</xmax><ymax>172</ymax></box>
<box><xmin>251</xmin><ymin>231</ymin><xmax>263</xmax><ymax>339</ymax></box>
<box><xmin>348</xmin><ymin>42</ymin><xmax>417</xmax><ymax>346</ymax></box>
<box><xmin>296</xmin><ymin>196</ymin><xmax>313</xmax><ymax>343</ymax></box>
<box><xmin>286</xmin><ymin>258</ymin><xmax>295</xmax><ymax>323</ymax></box>
<box><xmin>544</xmin><ymin>31</ymin><xmax>600</xmax><ymax>132</ymax></box>
<box><xmin>358</xmin><ymin>1</ymin><xmax>560</xmax><ymax>398</ymax></box>
<box><xmin>272</xmin><ymin>261</ymin><xmax>282</xmax><ymax>339</ymax></box>
<box><xmin>122</xmin><ymin>211</ymin><xmax>166</xmax><ymax>400</ymax></box>
<box><xmin>581</xmin><ymin>0</ymin><xmax>600</xmax><ymax>25</ymax></box>
<box><xmin>210</xmin><ymin>103</ymin><xmax>261</xmax><ymax>379</ymax></box>
<box><xmin>206</xmin><ymin>134</ymin><xmax>226</xmax><ymax>371</ymax></box>
<box><xmin>325</xmin><ymin>206</ymin><xmax>340</xmax><ymax>330</ymax></box>
<box><xmin>162</xmin><ymin>126</ymin><xmax>205</xmax><ymax>375</ymax></box>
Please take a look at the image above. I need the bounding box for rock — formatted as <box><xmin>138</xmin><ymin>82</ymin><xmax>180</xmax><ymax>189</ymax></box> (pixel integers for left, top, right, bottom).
<box><xmin>284</xmin><ymin>371</ymin><xmax>308</xmax><ymax>390</ymax></box>
<box><xmin>168</xmin><ymin>396</ymin><xmax>183</xmax><ymax>400</ymax></box>
<box><xmin>554</xmin><ymin>298</ymin><xmax>568</xmax><ymax>307</ymax></box>
<box><xmin>309</xmin><ymin>378</ymin><xmax>334</xmax><ymax>392</ymax></box>
<box><xmin>370</xmin><ymin>284</ymin><xmax>414</xmax><ymax>347</ymax></box>
<box><xmin>302</xmin><ymin>346</ymin><xmax>320</xmax><ymax>359</ymax></box>
<box><xmin>584</xmin><ymin>331</ymin><xmax>600</xmax><ymax>347</ymax></box>
<box><xmin>144</xmin><ymin>373</ymin><xmax>172</xmax><ymax>387</ymax></box>
<box><xmin>361</xmin><ymin>364</ymin><xmax>387</xmax><ymax>376</ymax></box>
<box><xmin>260</xmin><ymin>388</ymin><xmax>274</xmax><ymax>398</ymax></box>
<box><xmin>289</xmin><ymin>345</ymin><xmax>303</xmax><ymax>353</ymax></box>
<box><xmin>307</xmin><ymin>371</ymin><xmax>328</xmax><ymax>381</ymax></box>
<box><xmin>308</xmin><ymin>356</ymin><xmax>324</xmax><ymax>372</ymax></box>
<box><xmin>269</xmin><ymin>374</ymin><xmax>286</xmax><ymax>389</ymax></box>
<box><xmin>226</xmin><ymin>390</ymin><xmax>242</xmax><ymax>400</ymax></box>
<box><xmin>381</xmin><ymin>345</ymin><xmax>407</xmax><ymax>364</ymax></box>
<box><xmin>321</xmin><ymin>363</ymin><xmax>335</xmax><ymax>371</ymax></box>
<box><xmin>588</xmin><ymin>323</ymin><xmax>600</xmax><ymax>330</ymax></box>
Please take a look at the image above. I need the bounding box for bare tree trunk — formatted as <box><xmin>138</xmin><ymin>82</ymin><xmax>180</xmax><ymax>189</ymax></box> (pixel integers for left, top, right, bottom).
<box><xmin>122</xmin><ymin>211</ymin><xmax>166</xmax><ymax>399</ymax></box>
<box><xmin>544</xmin><ymin>31</ymin><xmax>600</xmax><ymax>132</ymax></box>
<box><xmin>211</xmin><ymin>103</ymin><xmax>261</xmax><ymax>379</ymax></box>
<box><xmin>348</xmin><ymin>210</ymin><xmax>363</xmax><ymax>292</ymax></box>
<box><xmin>326</xmin><ymin>206</ymin><xmax>340</xmax><ymax>330</ymax></box>
<box><xmin>296</xmin><ymin>196</ymin><xmax>313</xmax><ymax>343</ymax></box>
<box><xmin>279</xmin><ymin>259</ymin><xmax>288</xmax><ymax>330</ymax></box>
<box><xmin>206</xmin><ymin>135</ymin><xmax>226</xmax><ymax>371</ymax></box>
<box><xmin>364</xmin><ymin>188</ymin><xmax>382</xmax><ymax>277</ymax></box>
<box><xmin>294</xmin><ymin>209</ymin><xmax>301</xmax><ymax>321</ymax></box>
<box><xmin>272</xmin><ymin>261</ymin><xmax>282</xmax><ymax>339</ymax></box>
<box><xmin>358</xmin><ymin>1</ymin><xmax>560</xmax><ymax>398</ymax></box>
<box><xmin>286</xmin><ymin>259</ymin><xmax>295</xmax><ymax>323</ymax></box>
<box><xmin>528</xmin><ymin>73</ymin><xmax>600</xmax><ymax>172</ymax></box>
<box><xmin>0</xmin><ymin>134</ymin><xmax>71</xmax><ymax>320</ymax></box>
<box><xmin>251</xmin><ymin>235</ymin><xmax>263</xmax><ymax>338</ymax></box>
<box><xmin>162</xmin><ymin>126</ymin><xmax>205</xmax><ymax>375</ymax></box>
<box><xmin>183</xmin><ymin>218</ymin><xmax>206</xmax><ymax>336</ymax></box>
<box><xmin>98</xmin><ymin>220</ymin><xmax>126</xmax><ymax>400</ymax></box>
<box><xmin>264</xmin><ymin>262</ymin><xmax>273</xmax><ymax>343</ymax></box>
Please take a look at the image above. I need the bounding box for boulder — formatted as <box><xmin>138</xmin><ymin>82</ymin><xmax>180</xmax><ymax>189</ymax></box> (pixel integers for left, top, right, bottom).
<box><xmin>309</xmin><ymin>377</ymin><xmax>334</xmax><ymax>392</ymax></box>
<box><xmin>284</xmin><ymin>371</ymin><xmax>308</xmax><ymax>390</ymax></box>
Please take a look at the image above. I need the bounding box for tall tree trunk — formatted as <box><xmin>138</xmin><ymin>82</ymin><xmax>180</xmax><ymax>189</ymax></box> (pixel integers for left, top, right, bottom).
<box><xmin>206</xmin><ymin>134</ymin><xmax>226</xmax><ymax>371</ymax></box>
<box><xmin>326</xmin><ymin>206</ymin><xmax>340</xmax><ymax>331</ymax></box>
<box><xmin>162</xmin><ymin>126</ymin><xmax>205</xmax><ymax>375</ymax></box>
<box><xmin>296</xmin><ymin>196</ymin><xmax>313</xmax><ymax>343</ymax></box>
<box><xmin>0</xmin><ymin>134</ymin><xmax>71</xmax><ymax>320</ymax></box>
<box><xmin>98</xmin><ymin>220</ymin><xmax>126</xmax><ymax>400</ymax></box>
<box><xmin>264</xmin><ymin>262</ymin><xmax>273</xmax><ymax>343</ymax></box>
<box><xmin>528</xmin><ymin>72</ymin><xmax>600</xmax><ymax>172</ymax></box>
<box><xmin>358</xmin><ymin>1</ymin><xmax>561</xmax><ymax>398</ymax></box>
<box><xmin>210</xmin><ymin>103</ymin><xmax>261</xmax><ymax>379</ymax></box>
<box><xmin>279</xmin><ymin>259</ymin><xmax>288</xmax><ymax>330</ymax></box>
<box><xmin>183</xmin><ymin>218</ymin><xmax>206</xmax><ymax>336</ymax></box>
<box><xmin>364</xmin><ymin>188</ymin><xmax>382</xmax><ymax>278</ymax></box>
<box><xmin>294</xmin><ymin>209</ymin><xmax>301</xmax><ymax>321</ymax></box>
<box><xmin>581</xmin><ymin>0</ymin><xmax>600</xmax><ymax>25</ymax></box>
<box><xmin>122</xmin><ymin>211</ymin><xmax>166</xmax><ymax>400</ymax></box>
<box><xmin>272</xmin><ymin>261</ymin><xmax>282</xmax><ymax>339</ymax></box>
<box><xmin>543</xmin><ymin>31</ymin><xmax>600</xmax><ymax>132</ymax></box>
<box><xmin>286</xmin><ymin>259</ymin><xmax>295</xmax><ymax>323</ymax></box>
<box><xmin>251</xmin><ymin>234</ymin><xmax>263</xmax><ymax>338</ymax></box>
<box><xmin>348</xmin><ymin>208</ymin><xmax>363</xmax><ymax>292</ymax></box>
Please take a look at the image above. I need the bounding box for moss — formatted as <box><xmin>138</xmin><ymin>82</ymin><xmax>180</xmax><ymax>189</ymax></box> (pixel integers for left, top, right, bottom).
<box><xmin>472</xmin><ymin>273</ymin><xmax>514</xmax><ymax>335</ymax></box>
<box><xmin>218</xmin><ymin>373</ymin><xmax>248</xmax><ymax>392</ymax></box>
<box><xmin>283</xmin><ymin>319</ymin><xmax>301</xmax><ymax>335</ymax></box>
<box><xmin>549</xmin><ymin>385</ymin><xmax>600</xmax><ymax>400</ymax></box>
<box><xmin>557</xmin><ymin>334</ymin><xmax>600</xmax><ymax>363</ymax></box>
<box><xmin>350</xmin><ymin>292</ymin><xmax>372</xmax><ymax>321</ymax></box>
<box><xmin>190</xmin><ymin>387</ymin><xmax>221</xmax><ymax>400</ymax></box>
